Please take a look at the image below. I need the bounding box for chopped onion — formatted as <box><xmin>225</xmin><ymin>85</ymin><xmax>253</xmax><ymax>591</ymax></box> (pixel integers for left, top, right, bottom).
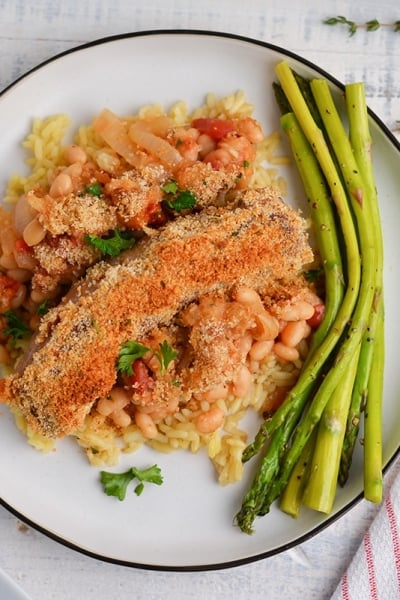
<box><xmin>12</xmin><ymin>195</ymin><xmax>38</xmax><ymax>235</ymax></box>
<box><xmin>129</xmin><ymin>121</ymin><xmax>182</xmax><ymax>168</ymax></box>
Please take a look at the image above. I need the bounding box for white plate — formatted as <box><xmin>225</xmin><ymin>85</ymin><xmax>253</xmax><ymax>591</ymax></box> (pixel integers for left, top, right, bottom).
<box><xmin>0</xmin><ymin>31</ymin><xmax>399</xmax><ymax>570</ymax></box>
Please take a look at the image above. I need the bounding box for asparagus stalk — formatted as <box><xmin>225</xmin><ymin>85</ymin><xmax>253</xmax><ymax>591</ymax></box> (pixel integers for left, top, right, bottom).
<box><xmin>236</xmin><ymin>65</ymin><xmax>363</xmax><ymax>532</ymax></box>
<box><xmin>338</xmin><ymin>320</ymin><xmax>374</xmax><ymax>486</ymax></box>
<box><xmin>262</xmin><ymin>109</ymin><xmax>344</xmax><ymax>518</ymax></box>
<box><xmin>279</xmin><ymin>111</ymin><xmax>345</xmax><ymax>357</ymax></box>
<box><xmin>279</xmin><ymin>429</ymin><xmax>316</xmax><ymax>518</ymax></box>
<box><xmin>302</xmin><ymin>345</ymin><xmax>360</xmax><ymax>513</ymax></box>
<box><xmin>345</xmin><ymin>82</ymin><xmax>384</xmax><ymax>502</ymax></box>
<box><xmin>261</xmin><ymin>76</ymin><xmax>378</xmax><ymax>510</ymax></box>
<box><xmin>236</xmin><ymin>65</ymin><xmax>383</xmax><ymax>532</ymax></box>
<box><xmin>311</xmin><ymin>79</ymin><xmax>383</xmax><ymax>502</ymax></box>
<box><xmin>242</xmin><ymin>63</ymin><xmax>361</xmax><ymax>463</ymax></box>
<box><xmin>363</xmin><ymin>307</ymin><xmax>384</xmax><ymax>502</ymax></box>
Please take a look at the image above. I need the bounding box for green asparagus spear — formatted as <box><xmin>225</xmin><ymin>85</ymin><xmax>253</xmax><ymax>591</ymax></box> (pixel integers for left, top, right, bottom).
<box><xmin>236</xmin><ymin>66</ymin><xmax>363</xmax><ymax>532</ymax></box>
<box><xmin>345</xmin><ymin>82</ymin><xmax>384</xmax><ymax>502</ymax></box>
<box><xmin>302</xmin><ymin>345</ymin><xmax>360</xmax><ymax>513</ymax></box>
<box><xmin>338</xmin><ymin>320</ymin><xmax>374</xmax><ymax>486</ymax></box>
<box><xmin>363</xmin><ymin>308</ymin><xmax>384</xmax><ymax>502</ymax></box>
<box><xmin>236</xmin><ymin>64</ymin><xmax>383</xmax><ymax>532</ymax></box>
<box><xmin>279</xmin><ymin>428</ymin><xmax>317</xmax><ymax>518</ymax></box>
<box><xmin>311</xmin><ymin>79</ymin><xmax>383</xmax><ymax>502</ymax></box>
<box><xmin>261</xmin><ymin>75</ymin><xmax>378</xmax><ymax>512</ymax></box>
<box><xmin>279</xmin><ymin>111</ymin><xmax>345</xmax><ymax>357</ymax></box>
<box><xmin>268</xmin><ymin>109</ymin><xmax>344</xmax><ymax>518</ymax></box>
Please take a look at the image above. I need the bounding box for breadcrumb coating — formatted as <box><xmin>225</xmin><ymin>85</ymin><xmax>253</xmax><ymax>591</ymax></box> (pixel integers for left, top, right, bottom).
<box><xmin>1</xmin><ymin>188</ymin><xmax>313</xmax><ymax>438</ymax></box>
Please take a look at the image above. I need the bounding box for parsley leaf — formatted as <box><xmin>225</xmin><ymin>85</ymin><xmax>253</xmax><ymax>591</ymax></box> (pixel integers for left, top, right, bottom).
<box><xmin>161</xmin><ymin>180</ymin><xmax>179</xmax><ymax>195</ymax></box>
<box><xmin>304</xmin><ymin>267</ymin><xmax>324</xmax><ymax>283</ymax></box>
<box><xmin>117</xmin><ymin>340</ymin><xmax>150</xmax><ymax>375</ymax></box>
<box><xmin>161</xmin><ymin>180</ymin><xmax>197</xmax><ymax>212</ymax></box>
<box><xmin>117</xmin><ymin>339</ymin><xmax>177</xmax><ymax>376</ymax></box>
<box><xmin>154</xmin><ymin>340</ymin><xmax>178</xmax><ymax>375</ymax></box>
<box><xmin>36</xmin><ymin>300</ymin><xmax>50</xmax><ymax>316</ymax></box>
<box><xmin>165</xmin><ymin>189</ymin><xmax>197</xmax><ymax>211</ymax></box>
<box><xmin>3</xmin><ymin>310</ymin><xmax>31</xmax><ymax>343</ymax></box>
<box><xmin>84</xmin><ymin>229</ymin><xmax>136</xmax><ymax>257</ymax></box>
<box><xmin>100</xmin><ymin>464</ymin><xmax>164</xmax><ymax>500</ymax></box>
<box><xmin>85</xmin><ymin>182</ymin><xmax>103</xmax><ymax>197</ymax></box>
<box><xmin>100</xmin><ymin>469</ymin><xmax>135</xmax><ymax>501</ymax></box>
<box><xmin>131</xmin><ymin>465</ymin><xmax>164</xmax><ymax>495</ymax></box>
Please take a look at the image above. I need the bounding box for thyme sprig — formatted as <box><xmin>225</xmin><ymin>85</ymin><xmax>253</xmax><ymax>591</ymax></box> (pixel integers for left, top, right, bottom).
<box><xmin>324</xmin><ymin>16</ymin><xmax>400</xmax><ymax>36</ymax></box>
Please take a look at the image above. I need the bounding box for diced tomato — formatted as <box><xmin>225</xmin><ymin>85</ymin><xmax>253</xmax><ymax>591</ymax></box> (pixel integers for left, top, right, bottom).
<box><xmin>192</xmin><ymin>118</ymin><xmax>234</xmax><ymax>141</ymax></box>
<box><xmin>14</xmin><ymin>238</ymin><xmax>31</xmax><ymax>254</ymax></box>
<box><xmin>307</xmin><ymin>303</ymin><xmax>325</xmax><ymax>329</ymax></box>
<box><xmin>125</xmin><ymin>359</ymin><xmax>154</xmax><ymax>394</ymax></box>
<box><xmin>0</xmin><ymin>273</ymin><xmax>21</xmax><ymax>312</ymax></box>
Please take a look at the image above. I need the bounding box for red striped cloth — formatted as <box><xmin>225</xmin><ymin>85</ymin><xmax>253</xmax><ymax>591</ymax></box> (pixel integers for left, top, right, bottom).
<box><xmin>331</xmin><ymin>468</ymin><xmax>400</xmax><ymax>600</ymax></box>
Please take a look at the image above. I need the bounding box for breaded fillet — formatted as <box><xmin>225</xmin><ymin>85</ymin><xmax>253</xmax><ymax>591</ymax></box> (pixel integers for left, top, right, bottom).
<box><xmin>0</xmin><ymin>188</ymin><xmax>313</xmax><ymax>438</ymax></box>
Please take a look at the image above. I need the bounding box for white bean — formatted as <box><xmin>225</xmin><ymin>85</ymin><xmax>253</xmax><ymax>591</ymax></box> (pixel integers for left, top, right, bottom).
<box><xmin>236</xmin><ymin>333</ymin><xmax>253</xmax><ymax>357</ymax></box>
<box><xmin>49</xmin><ymin>172</ymin><xmax>73</xmax><ymax>197</ymax></box>
<box><xmin>273</xmin><ymin>342</ymin><xmax>299</xmax><ymax>363</ymax></box>
<box><xmin>195</xmin><ymin>407</ymin><xmax>225</xmax><ymax>434</ymax></box>
<box><xmin>280</xmin><ymin>320</ymin><xmax>309</xmax><ymax>348</ymax></box>
<box><xmin>0</xmin><ymin>253</ymin><xmax>18</xmax><ymax>270</ymax></box>
<box><xmin>9</xmin><ymin>284</ymin><xmax>26</xmax><ymax>309</ymax></box>
<box><xmin>6</xmin><ymin>268</ymin><xmax>31</xmax><ymax>283</ymax></box>
<box><xmin>30</xmin><ymin>289</ymin><xmax>50</xmax><ymax>304</ymax></box>
<box><xmin>278</xmin><ymin>301</ymin><xmax>315</xmax><ymax>322</ymax></box>
<box><xmin>197</xmin><ymin>134</ymin><xmax>216</xmax><ymax>157</ymax></box>
<box><xmin>135</xmin><ymin>411</ymin><xmax>158</xmax><ymax>439</ymax></box>
<box><xmin>234</xmin><ymin>286</ymin><xmax>264</xmax><ymax>312</ymax></box>
<box><xmin>231</xmin><ymin>364</ymin><xmax>252</xmax><ymax>398</ymax></box>
<box><xmin>96</xmin><ymin>387</ymin><xmax>130</xmax><ymax>417</ymax></box>
<box><xmin>64</xmin><ymin>144</ymin><xmax>87</xmax><ymax>165</ymax></box>
<box><xmin>249</xmin><ymin>340</ymin><xmax>274</xmax><ymax>361</ymax></box>
<box><xmin>111</xmin><ymin>409</ymin><xmax>131</xmax><ymax>428</ymax></box>
<box><xmin>200</xmin><ymin>382</ymin><xmax>229</xmax><ymax>403</ymax></box>
<box><xmin>22</xmin><ymin>217</ymin><xmax>46</xmax><ymax>246</ymax></box>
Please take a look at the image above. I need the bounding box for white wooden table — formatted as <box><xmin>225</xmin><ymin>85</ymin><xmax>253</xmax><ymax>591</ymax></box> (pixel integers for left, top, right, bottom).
<box><xmin>0</xmin><ymin>1</ymin><xmax>399</xmax><ymax>598</ymax></box>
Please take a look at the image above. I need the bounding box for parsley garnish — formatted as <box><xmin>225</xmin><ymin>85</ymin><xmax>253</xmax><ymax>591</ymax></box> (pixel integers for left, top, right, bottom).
<box><xmin>3</xmin><ymin>310</ymin><xmax>31</xmax><ymax>343</ymax></box>
<box><xmin>100</xmin><ymin>464</ymin><xmax>163</xmax><ymax>500</ymax></box>
<box><xmin>117</xmin><ymin>339</ymin><xmax>177</xmax><ymax>376</ymax></box>
<box><xmin>85</xmin><ymin>182</ymin><xmax>103</xmax><ymax>197</ymax></box>
<box><xmin>84</xmin><ymin>229</ymin><xmax>136</xmax><ymax>257</ymax></box>
<box><xmin>161</xmin><ymin>180</ymin><xmax>179</xmax><ymax>195</ymax></box>
<box><xmin>305</xmin><ymin>267</ymin><xmax>324</xmax><ymax>283</ymax></box>
<box><xmin>36</xmin><ymin>300</ymin><xmax>50</xmax><ymax>316</ymax></box>
<box><xmin>117</xmin><ymin>340</ymin><xmax>150</xmax><ymax>375</ymax></box>
<box><xmin>161</xmin><ymin>180</ymin><xmax>197</xmax><ymax>212</ymax></box>
<box><xmin>154</xmin><ymin>340</ymin><xmax>178</xmax><ymax>375</ymax></box>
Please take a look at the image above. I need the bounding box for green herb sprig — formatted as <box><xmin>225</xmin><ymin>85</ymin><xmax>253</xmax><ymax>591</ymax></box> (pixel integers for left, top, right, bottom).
<box><xmin>3</xmin><ymin>310</ymin><xmax>31</xmax><ymax>343</ymax></box>
<box><xmin>117</xmin><ymin>339</ymin><xmax>177</xmax><ymax>376</ymax></box>
<box><xmin>84</xmin><ymin>229</ymin><xmax>136</xmax><ymax>257</ymax></box>
<box><xmin>100</xmin><ymin>464</ymin><xmax>164</xmax><ymax>500</ymax></box>
<box><xmin>85</xmin><ymin>182</ymin><xmax>104</xmax><ymax>197</ymax></box>
<box><xmin>324</xmin><ymin>16</ymin><xmax>400</xmax><ymax>36</ymax></box>
<box><xmin>117</xmin><ymin>340</ymin><xmax>150</xmax><ymax>375</ymax></box>
<box><xmin>161</xmin><ymin>180</ymin><xmax>197</xmax><ymax>212</ymax></box>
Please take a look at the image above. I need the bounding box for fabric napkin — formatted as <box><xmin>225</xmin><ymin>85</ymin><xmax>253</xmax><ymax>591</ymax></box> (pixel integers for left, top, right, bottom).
<box><xmin>330</xmin><ymin>462</ymin><xmax>400</xmax><ymax>600</ymax></box>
